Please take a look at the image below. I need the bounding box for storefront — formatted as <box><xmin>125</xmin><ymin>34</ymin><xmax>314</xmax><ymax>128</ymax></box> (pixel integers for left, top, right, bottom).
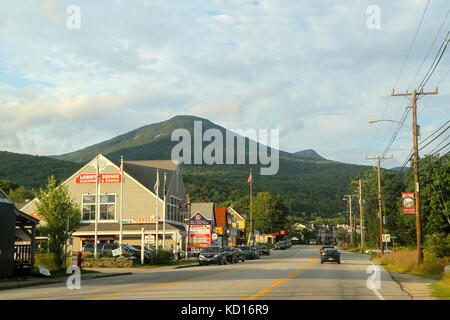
<box><xmin>21</xmin><ymin>154</ymin><xmax>187</xmax><ymax>253</ymax></box>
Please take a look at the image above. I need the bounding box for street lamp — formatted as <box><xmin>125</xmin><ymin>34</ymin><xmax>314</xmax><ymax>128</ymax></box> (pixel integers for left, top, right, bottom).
<box><xmin>368</xmin><ymin>119</ymin><xmax>419</xmax><ymax>136</ymax></box>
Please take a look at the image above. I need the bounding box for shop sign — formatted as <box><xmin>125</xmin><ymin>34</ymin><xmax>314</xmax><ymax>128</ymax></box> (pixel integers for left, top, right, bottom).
<box><xmin>120</xmin><ymin>218</ymin><xmax>159</xmax><ymax>224</ymax></box>
<box><xmin>215</xmin><ymin>227</ymin><xmax>223</xmax><ymax>234</ymax></box>
<box><xmin>76</xmin><ymin>173</ymin><xmax>122</xmax><ymax>184</ymax></box>
<box><xmin>185</xmin><ymin>212</ymin><xmax>211</xmax><ymax>248</ymax></box>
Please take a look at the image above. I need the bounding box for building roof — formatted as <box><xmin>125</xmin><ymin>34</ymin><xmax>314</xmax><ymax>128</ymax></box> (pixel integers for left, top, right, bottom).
<box><xmin>190</xmin><ymin>202</ymin><xmax>215</xmax><ymax>221</ymax></box>
<box><xmin>214</xmin><ymin>207</ymin><xmax>227</xmax><ymax>228</ymax></box>
<box><xmin>115</xmin><ymin>159</ymin><xmax>177</xmax><ymax>200</ymax></box>
<box><xmin>0</xmin><ymin>189</ymin><xmax>39</xmax><ymax>225</ymax></box>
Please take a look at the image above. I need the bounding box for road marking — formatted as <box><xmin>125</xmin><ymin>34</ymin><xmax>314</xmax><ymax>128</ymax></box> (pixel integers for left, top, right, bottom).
<box><xmin>87</xmin><ymin>270</ymin><xmax>235</xmax><ymax>300</ymax></box>
<box><xmin>243</xmin><ymin>257</ymin><xmax>317</xmax><ymax>300</ymax></box>
<box><xmin>373</xmin><ymin>289</ymin><xmax>385</xmax><ymax>300</ymax></box>
<box><xmin>88</xmin><ymin>261</ymin><xmax>276</xmax><ymax>300</ymax></box>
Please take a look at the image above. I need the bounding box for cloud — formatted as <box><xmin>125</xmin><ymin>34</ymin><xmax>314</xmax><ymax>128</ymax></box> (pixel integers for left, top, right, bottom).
<box><xmin>0</xmin><ymin>0</ymin><xmax>448</xmax><ymax>165</ymax></box>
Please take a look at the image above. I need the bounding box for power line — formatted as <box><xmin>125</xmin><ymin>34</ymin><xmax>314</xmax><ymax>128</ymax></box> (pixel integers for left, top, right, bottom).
<box><xmin>419</xmin><ymin>125</ymin><xmax>450</xmax><ymax>151</ymax></box>
<box><xmin>408</xmin><ymin>9</ymin><xmax>450</xmax><ymax>89</ymax></box>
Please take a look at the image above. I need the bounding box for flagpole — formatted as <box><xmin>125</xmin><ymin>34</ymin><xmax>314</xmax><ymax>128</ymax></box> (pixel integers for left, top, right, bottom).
<box><xmin>250</xmin><ymin>168</ymin><xmax>253</xmax><ymax>246</ymax></box>
<box><xmin>119</xmin><ymin>156</ymin><xmax>124</xmax><ymax>246</ymax></box>
<box><xmin>94</xmin><ymin>156</ymin><xmax>99</xmax><ymax>258</ymax></box>
<box><xmin>162</xmin><ymin>172</ymin><xmax>167</xmax><ymax>250</ymax></box>
<box><xmin>155</xmin><ymin>169</ymin><xmax>159</xmax><ymax>251</ymax></box>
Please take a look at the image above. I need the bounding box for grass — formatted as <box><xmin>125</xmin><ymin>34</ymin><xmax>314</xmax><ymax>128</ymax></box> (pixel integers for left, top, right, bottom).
<box><xmin>372</xmin><ymin>248</ymin><xmax>450</xmax><ymax>298</ymax></box>
<box><xmin>431</xmin><ymin>274</ymin><xmax>450</xmax><ymax>300</ymax></box>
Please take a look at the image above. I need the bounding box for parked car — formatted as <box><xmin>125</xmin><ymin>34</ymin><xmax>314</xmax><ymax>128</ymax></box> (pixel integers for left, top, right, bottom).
<box><xmin>257</xmin><ymin>245</ymin><xmax>270</xmax><ymax>256</ymax></box>
<box><xmin>320</xmin><ymin>247</ymin><xmax>340</xmax><ymax>264</ymax></box>
<box><xmin>235</xmin><ymin>248</ymin><xmax>246</xmax><ymax>262</ymax></box>
<box><xmin>309</xmin><ymin>239</ymin><xmax>317</xmax><ymax>245</ymax></box>
<box><xmin>82</xmin><ymin>243</ymin><xmax>103</xmax><ymax>255</ymax></box>
<box><xmin>285</xmin><ymin>240</ymin><xmax>292</xmax><ymax>248</ymax></box>
<box><xmin>239</xmin><ymin>245</ymin><xmax>259</xmax><ymax>260</ymax></box>
<box><xmin>198</xmin><ymin>246</ymin><xmax>227</xmax><ymax>265</ymax></box>
<box><xmin>275</xmin><ymin>241</ymin><xmax>286</xmax><ymax>250</ymax></box>
<box><xmin>131</xmin><ymin>245</ymin><xmax>155</xmax><ymax>261</ymax></box>
<box><xmin>223</xmin><ymin>246</ymin><xmax>238</xmax><ymax>263</ymax></box>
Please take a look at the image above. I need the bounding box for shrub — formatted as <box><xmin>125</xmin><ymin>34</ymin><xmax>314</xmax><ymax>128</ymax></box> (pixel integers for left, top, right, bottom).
<box><xmin>424</xmin><ymin>233</ymin><xmax>450</xmax><ymax>261</ymax></box>
<box><xmin>152</xmin><ymin>249</ymin><xmax>174</xmax><ymax>265</ymax></box>
<box><xmin>82</xmin><ymin>252</ymin><xmax>91</xmax><ymax>259</ymax></box>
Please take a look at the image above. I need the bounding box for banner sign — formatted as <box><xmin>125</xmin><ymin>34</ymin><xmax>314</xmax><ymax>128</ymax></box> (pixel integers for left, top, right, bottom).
<box><xmin>120</xmin><ymin>218</ymin><xmax>159</xmax><ymax>224</ymax></box>
<box><xmin>402</xmin><ymin>192</ymin><xmax>415</xmax><ymax>215</ymax></box>
<box><xmin>185</xmin><ymin>212</ymin><xmax>211</xmax><ymax>249</ymax></box>
<box><xmin>76</xmin><ymin>173</ymin><xmax>122</xmax><ymax>184</ymax></box>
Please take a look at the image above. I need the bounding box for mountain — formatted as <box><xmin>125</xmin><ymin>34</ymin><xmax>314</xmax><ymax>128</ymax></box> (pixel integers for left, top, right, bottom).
<box><xmin>0</xmin><ymin>151</ymin><xmax>83</xmax><ymax>190</ymax></box>
<box><xmin>1</xmin><ymin>115</ymin><xmax>373</xmax><ymax>217</ymax></box>
<box><xmin>54</xmin><ymin>115</ymin><xmax>372</xmax><ymax>216</ymax></box>
<box><xmin>293</xmin><ymin>149</ymin><xmax>325</xmax><ymax>160</ymax></box>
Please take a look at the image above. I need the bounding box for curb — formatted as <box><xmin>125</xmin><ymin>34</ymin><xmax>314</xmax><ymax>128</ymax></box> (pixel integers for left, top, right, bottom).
<box><xmin>175</xmin><ymin>263</ymin><xmax>199</xmax><ymax>269</ymax></box>
<box><xmin>0</xmin><ymin>272</ymin><xmax>132</xmax><ymax>291</ymax></box>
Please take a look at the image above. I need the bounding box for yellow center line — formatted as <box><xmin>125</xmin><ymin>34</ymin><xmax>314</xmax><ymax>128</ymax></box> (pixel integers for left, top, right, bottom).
<box><xmin>244</xmin><ymin>257</ymin><xmax>317</xmax><ymax>300</ymax></box>
<box><xmin>88</xmin><ymin>261</ymin><xmax>276</xmax><ymax>300</ymax></box>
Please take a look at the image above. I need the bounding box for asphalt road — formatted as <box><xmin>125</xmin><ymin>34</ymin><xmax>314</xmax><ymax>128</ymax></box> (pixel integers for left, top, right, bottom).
<box><xmin>0</xmin><ymin>245</ymin><xmax>411</xmax><ymax>300</ymax></box>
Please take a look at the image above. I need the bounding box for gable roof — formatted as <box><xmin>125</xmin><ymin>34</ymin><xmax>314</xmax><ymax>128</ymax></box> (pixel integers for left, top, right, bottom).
<box><xmin>190</xmin><ymin>202</ymin><xmax>215</xmax><ymax>221</ymax></box>
<box><xmin>214</xmin><ymin>207</ymin><xmax>227</xmax><ymax>227</ymax></box>
<box><xmin>119</xmin><ymin>160</ymin><xmax>177</xmax><ymax>199</ymax></box>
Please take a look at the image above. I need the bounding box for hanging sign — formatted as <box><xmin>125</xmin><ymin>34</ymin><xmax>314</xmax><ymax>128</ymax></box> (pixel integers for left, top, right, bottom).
<box><xmin>402</xmin><ymin>192</ymin><xmax>415</xmax><ymax>215</ymax></box>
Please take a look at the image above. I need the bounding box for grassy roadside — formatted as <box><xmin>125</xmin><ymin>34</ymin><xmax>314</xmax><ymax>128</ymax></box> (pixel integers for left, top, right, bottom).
<box><xmin>430</xmin><ymin>274</ymin><xmax>450</xmax><ymax>300</ymax></box>
<box><xmin>371</xmin><ymin>249</ymin><xmax>450</xmax><ymax>299</ymax></box>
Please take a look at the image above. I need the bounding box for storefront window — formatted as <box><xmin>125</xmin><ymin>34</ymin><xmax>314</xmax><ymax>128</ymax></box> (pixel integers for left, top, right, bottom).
<box><xmin>82</xmin><ymin>194</ymin><xmax>116</xmax><ymax>221</ymax></box>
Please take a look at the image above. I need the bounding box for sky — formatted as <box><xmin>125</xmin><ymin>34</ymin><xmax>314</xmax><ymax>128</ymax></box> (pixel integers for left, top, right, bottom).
<box><xmin>0</xmin><ymin>0</ymin><xmax>449</xmax><ymax>168</ymax></box>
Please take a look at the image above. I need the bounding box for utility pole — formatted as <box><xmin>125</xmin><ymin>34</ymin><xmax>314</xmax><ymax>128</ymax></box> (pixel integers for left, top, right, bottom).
<box><xmin>365</xmin><ymin>155</ymin><xmax>393</xmax><ymax>255</ymax></box>
<box><xmin>392</xmin><ymin>87</ymin><xmax>438</xmax><ymax>264</ymax></box>
<box><xmin>343</xmin><ymin>195</ymin><xmax>353</xmax><ymax>246</ymax></box>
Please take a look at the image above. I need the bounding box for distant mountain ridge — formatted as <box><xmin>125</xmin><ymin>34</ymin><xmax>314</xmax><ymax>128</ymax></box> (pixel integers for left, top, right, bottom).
<box><xmin>1</xmin><ymin>115</ymin><xmax>373</xmax><ymax>217</ymax></box>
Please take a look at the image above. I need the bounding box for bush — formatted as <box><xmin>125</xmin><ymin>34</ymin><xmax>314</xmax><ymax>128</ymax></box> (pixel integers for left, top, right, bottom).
<box><xmin>82</xmin><ymin>252</ymin><xmax>92</xmax><ymax>259</ymax></box>
<box><xmin>424</xmin><ymin>233</ymin><xmax>450</xmax><ymax>261</ymax></box>
<box><xmin>152</xmin><ymin>249</ymin><xmax>174</xmax><ymax>265</ymax></box>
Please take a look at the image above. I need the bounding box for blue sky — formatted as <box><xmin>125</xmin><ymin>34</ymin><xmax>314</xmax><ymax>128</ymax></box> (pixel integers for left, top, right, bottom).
<box><xmin>0</xmin><ymin>0</ymin><xmax>448</xmax><ymax>168</ymax></box>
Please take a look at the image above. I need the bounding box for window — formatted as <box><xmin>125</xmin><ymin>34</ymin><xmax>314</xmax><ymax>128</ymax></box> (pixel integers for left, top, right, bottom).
<box><xmin>82</xmin><ymin>194</ymin><xmax>116</xmax><ymax>221</ymax></box>
<box><xmin>167</xmin><ymin>195</ymin><xmax>181</xmax><ymax>222</ymax></box>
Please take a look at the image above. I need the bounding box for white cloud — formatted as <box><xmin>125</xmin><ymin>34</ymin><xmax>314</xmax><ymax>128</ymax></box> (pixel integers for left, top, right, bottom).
<box><xmin>0</xmin><ymin>0</ymin><xmax>448</xmax><ymax>165</ymax></box>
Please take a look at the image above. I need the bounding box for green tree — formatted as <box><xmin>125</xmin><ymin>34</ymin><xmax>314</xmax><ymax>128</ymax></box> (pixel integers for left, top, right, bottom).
<box><xmin>248</xmin><ymin>192</ymin><xmax>289</xmax><ymax>234</ymax></box>
<box><xmin>8</xmin><ymin>186</ymin><xmax>35</xmax><ymax>203</ymax></box>
<box><xmin>36</xmin><ymin>176</ymin><xmax>81</xmax><ymax>269</ymax></box>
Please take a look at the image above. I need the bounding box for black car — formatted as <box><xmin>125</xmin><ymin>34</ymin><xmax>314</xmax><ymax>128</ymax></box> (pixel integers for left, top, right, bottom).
<box><xmin>239</xmin><ymin>245</ymin><xmax>259</xmax><ymax>260</ymax></box>
<box><xmin>257</xmin><ymin>245</ymin><xmax>270</xmax><ymax>256</ymax></box>
<box><xmin>274</xmin><ymin>241</ymin><xmax>286</xmax><ymax>250</ymax></box>
<box><xmin>320</xmin><ymin>247</ymin><xmax>340</xmax><ymax>264</ymax></box>
<box><xmin>198</xmin><ymin>246</ymin><xmax>227</xmax><ymax>265</ymax></box>
<box><xmin>223</xmin><ymin>246</ymin><xmax>238</xmax><ymax>263</ymax></box>
<box><xmin>235</xmin><ymin>248</ymin><xmax>245</xmax><ymax>262</ymax></box>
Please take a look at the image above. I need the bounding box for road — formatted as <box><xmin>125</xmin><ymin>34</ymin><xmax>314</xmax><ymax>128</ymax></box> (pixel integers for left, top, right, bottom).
<box><xmin>0</xmin><ymin>245</ymin><xmax>411</xmax><ymax>300</ymax></box>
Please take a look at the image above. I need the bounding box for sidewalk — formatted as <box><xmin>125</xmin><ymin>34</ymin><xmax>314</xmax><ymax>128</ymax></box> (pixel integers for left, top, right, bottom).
<box><xmin>0</xmin><ymin>271</ymin><xmax>132</xmax><ymax>291</ymax></box>
<box><xmin>389</xmin><ymin>271</ymin><xmax>439</xmax><ymax>300</ymax></box>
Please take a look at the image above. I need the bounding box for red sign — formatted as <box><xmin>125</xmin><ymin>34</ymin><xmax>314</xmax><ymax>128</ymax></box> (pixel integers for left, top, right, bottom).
<box><xmin>280</xmin><ymin>230</ymin><xmax>286</xmax><ymax>235</ymax></box>
<box><xmin>402</xmin><ymin>192</ymin><xmax>415</xmax><ymax>215</ymax></box>
<box><xmin>76</xmin><ymin>173</ymin><xmax>122</xmax><ymax>184</ymax></box>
